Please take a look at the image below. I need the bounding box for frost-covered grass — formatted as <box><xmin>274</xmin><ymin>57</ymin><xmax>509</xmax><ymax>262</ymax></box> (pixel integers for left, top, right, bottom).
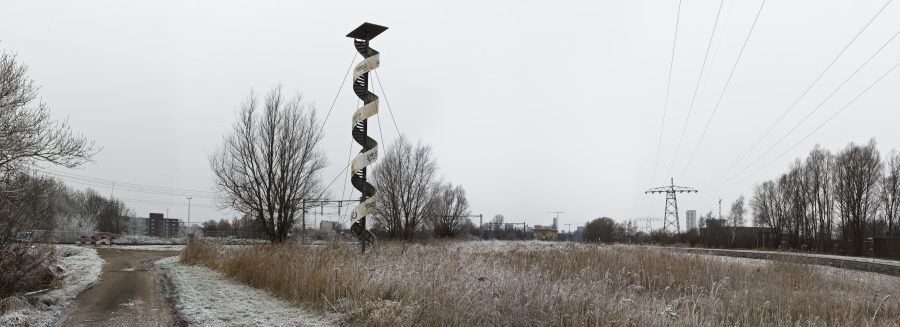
<box><xmin>182</xmin><ymin>239</ymin><xmax>900</xmax><ymax>326</ymax></box>
<box><xmin>155</xmin><ymin>256</ymin><xmax>339</xmax><ymax>327</ymax></box>
<box><xmin>0</xmin><ymin>245</ymin><xmax>103</xmax><ymax>327</ymax></box>
<box><xmin>116</xmin><ymin>234</ymin><xmax>186</xmax><ymax>244</ymax></box>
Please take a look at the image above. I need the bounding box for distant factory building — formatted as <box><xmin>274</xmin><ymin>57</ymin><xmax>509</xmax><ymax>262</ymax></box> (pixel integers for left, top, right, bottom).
<box><xmin>320</xmin><ymin>220</ymin><xmax>336</xmax><ymax>231</ymax></box>
<box><xmin>532</xmin><ymin>228</ymin><xmax>558</xmax><ymax>241</ymax></box>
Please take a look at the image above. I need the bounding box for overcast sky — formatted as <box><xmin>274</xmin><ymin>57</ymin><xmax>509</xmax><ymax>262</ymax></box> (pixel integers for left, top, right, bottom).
<box><xmin>2</xmin><ymin>0</ymin><xmax>900</xmax><ymax>232</ymax></box>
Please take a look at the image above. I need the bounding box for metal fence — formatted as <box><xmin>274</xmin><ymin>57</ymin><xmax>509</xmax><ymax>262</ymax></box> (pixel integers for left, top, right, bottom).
<box><xmin>202</xmin><ymin>230</ymin><xmax>268</xmax><ymax>240</ymax></box>
<box><xmin>22</xmin><ymin>230</ymin><xmax>117</xmax><ymax>243</ymax></box>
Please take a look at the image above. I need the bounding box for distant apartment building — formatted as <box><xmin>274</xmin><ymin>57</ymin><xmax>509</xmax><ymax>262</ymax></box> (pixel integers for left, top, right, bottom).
<box><xmin>131</xmin><ymin>217</ymin><xmax>150</xmax><ymax>235</ymax></box>
<box><xmin>149</xmin><ymin>213</ymin><xmax>180</xmax><ymax>237</ymax></box>
<box><xmin>686</xmin><ymin>210</ymin><xmax>697</xmax><ymax>231</ymax></box>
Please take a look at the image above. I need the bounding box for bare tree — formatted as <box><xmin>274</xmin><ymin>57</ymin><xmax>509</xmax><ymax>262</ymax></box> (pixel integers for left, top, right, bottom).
<box><xmin>1</xmin><ymin>49</ymin><xmax>97</xmax><ymax>297</ymax></box>
<box><xmin>0</xmin><ymin>50</ymin><xmax>96</xmax><ymax>175</ymax></box>
<box><xmin>209</xmin><ymin>87</ymin><xmax>327</xmax><ymax>243</ymax></box>
<box><xmin>490</xmin><ymin>214</ymin><xmax>505</xmax><ymax>233</ymax></box>
<box><xmin>426</xmin><ymin>182</ymin><xmax>470</xmax><ymax>238</ymax></box>
<box><xmin>728</xmin><ymin>194</ymin><xmax>746</xmax><ymax>247</ymax></box>
<box><xmin>752</xmin><ymin>180</ymin><xmax>787</xmax><ymax>246</ymax></box>
<box><xmin>0</xmin><ymin>173</ymin><xmax>60</xmax><ymax>297</ymax></box>
<box><xmin>832</xmin><ymin>140</ymin><xmax>882</xmax><ymax>255</ymax></box>
<box><xmin>805</xmin><ymin>145</ymin><xmax>834</xmax><ymax>249</ymax></box>
<box><xmin>729</xmin><ymin>195</ymin><xmax>746</xmax><ymax>227</ymax></box>
<box><xmin>96</xmin><ymin>198</ymin><xmax>133</xmax><ymax>234</ymax></box>
<box><xmin>371</xmin><ymin>136</ymin><xmax>438</xmax><ymax>240</ymax></box>
<box><xmin>882</xmin><ymin>151</ymin><xmax>900</xmax><ymax>239</ymax></box>
<box><xmin>881</xmin><ymin>152</ymin><xmax>900</xmax><ymax>237</ymax></box>
<box><xmin>583</xmin><ymin>217</ymin><xmax>616</xmax><ymax>243</ymax></box>
<box><xmin>53</xmin><ymin>186</ymin><xmax>97</xmax><ymax>234</ymax></box>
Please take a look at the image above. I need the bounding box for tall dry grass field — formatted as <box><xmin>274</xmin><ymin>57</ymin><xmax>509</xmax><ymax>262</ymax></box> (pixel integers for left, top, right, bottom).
<box><xmin>181</xmin><ymin>240</ymin><xmax>900</xmax><ymax>326</ymax></box>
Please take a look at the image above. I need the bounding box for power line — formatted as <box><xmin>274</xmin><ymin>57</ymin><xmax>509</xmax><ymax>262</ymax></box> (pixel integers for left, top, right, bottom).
<box><xmin>706</xmin><ymin>24</ymin><xmax>900</xmax><ymax>191</ymax></box>
<box><xmin>668</xmin><ymin>0</ymin><xmax>725</xmax><ymax>179</ymax></box>
<box><xmin>650</xmin><ymin>0</ymin><xmax>683</xmax><ymax>187</ymax></box>
<box><xmin>707</xmin><ymin>55</ymin><xmax>900</xmax><ymax>193</ymax></box>
<box><xmin>697</xmin><ymin>0</ymin><xmax>894</xmax><ymax>187</ymax></box>
<box><xmin>116</xmin><ymin>197</ymin><xmax>218</xmax><ymax>209</ymax></box>
<box><xmin>35</xmin><ymin>167</ymin><xmax>216</xmax><ymax>198</ymax></box>
<box><xmin>676</xmin><ymin>0</ymin><xmax>767</xmax><ymax>181</ymax></box>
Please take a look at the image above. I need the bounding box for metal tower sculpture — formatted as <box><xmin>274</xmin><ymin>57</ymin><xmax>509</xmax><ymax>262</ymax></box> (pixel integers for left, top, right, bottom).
<box><xmin>645</xmin><ymin>178</ymin><xmax>697</xmax><ymax>234</ymax></box>
<box><xmin>347</xmin><ymin>22</ymin><xmax>387</xmax><ymax>254</ymax></box>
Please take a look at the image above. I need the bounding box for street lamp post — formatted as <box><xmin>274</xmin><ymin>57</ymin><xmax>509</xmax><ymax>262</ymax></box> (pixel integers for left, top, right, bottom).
<box><xmin>186</xmin><ymin>196</ymin><xmax>192</xmax><ymax>231</ymax></box>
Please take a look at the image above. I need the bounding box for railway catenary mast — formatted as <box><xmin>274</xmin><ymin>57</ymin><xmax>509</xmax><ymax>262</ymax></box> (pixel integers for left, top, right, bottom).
<box><xmin>346</xmin><ymin>22</ymin><xmax>387</xmax><ymax>254</ymax></box>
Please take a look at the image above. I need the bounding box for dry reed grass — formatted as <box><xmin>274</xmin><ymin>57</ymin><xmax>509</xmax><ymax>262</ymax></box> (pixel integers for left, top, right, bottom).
<box><xmin>181</xmin><ymin>239</ymin><xmax>900</xmax><ymax>326</ymax></box>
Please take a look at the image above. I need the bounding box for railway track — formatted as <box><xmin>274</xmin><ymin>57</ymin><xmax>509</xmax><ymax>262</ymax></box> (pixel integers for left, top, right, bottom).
<box><xmin>668</xmin><ymin>247</ymin><xmax>900</xmax><ymax>277</ymax></box>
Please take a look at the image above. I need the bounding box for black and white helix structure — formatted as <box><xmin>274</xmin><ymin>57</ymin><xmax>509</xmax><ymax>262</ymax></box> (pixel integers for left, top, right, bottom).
<box><xmin>347</xmin><ymin>23</ymin><xmax>387</xmax><ymax>252</ymax></box>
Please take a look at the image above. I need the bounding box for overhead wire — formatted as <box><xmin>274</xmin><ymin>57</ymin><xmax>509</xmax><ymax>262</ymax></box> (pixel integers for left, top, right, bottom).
<box><xmin>676</xmin><ymin>0</ymin><xmax>767</xmax><ymax>182</ymax></box>
<box><xmin>29</xmin><ymin>41</ymin><xmax>363</xmax><ymax>218</ymax></box>
<box><xmin>650</xmin><ymin>0</ymin><xmax>684</xmax><ymax>187</ymax></box>
<box><xmin>34</xmin><ymin>167</ymin><xmax>217</xmax><ymax>198</ymax></box>
<box><xmin>697</xmin><ymin>0</ymin><xmax>894</xmax><ymax>188</ymax></box>
<box><xmin>707</xmin><ymin>56</ymin><xmax>900</xmax><ymax>193</ymax></box>
<box><xmin>705</xmin><ymin>23</ymin><xmax>900</xmax><ymax>191</ymax></box>
<box><xmin>667</xmin><ymin>0</ymin><xmax>726</xmax><ymax>179</ymax></box>
<box><xmin>116</xmin><ymin>197</ymin><xmax>218</xmax><ymax>209</ymax></box>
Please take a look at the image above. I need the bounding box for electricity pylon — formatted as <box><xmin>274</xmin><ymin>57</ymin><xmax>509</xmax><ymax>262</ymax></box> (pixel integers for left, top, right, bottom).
<box><xmin>634</xmin><ymin>217</ymin><xmax>662</xmax><ymax>234</ymax></box>
<box><xmin>645</xmin><ymin>178</ymin><xmax>697</xmax><ymax>234</ymax></box>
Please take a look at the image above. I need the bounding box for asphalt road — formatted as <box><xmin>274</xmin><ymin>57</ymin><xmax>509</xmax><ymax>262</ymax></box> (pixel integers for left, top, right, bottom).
<box><xmin>58</xmin><ymin>248</ymin><xmax>181</xmax><ymax>327</ymax></box>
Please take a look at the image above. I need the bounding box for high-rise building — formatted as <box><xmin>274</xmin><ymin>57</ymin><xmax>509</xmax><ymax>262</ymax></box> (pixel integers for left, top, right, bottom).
<box><xmin>686</xmin><ymin>210</ymin><xmax>697</xmax><ymax>231</ymax></box>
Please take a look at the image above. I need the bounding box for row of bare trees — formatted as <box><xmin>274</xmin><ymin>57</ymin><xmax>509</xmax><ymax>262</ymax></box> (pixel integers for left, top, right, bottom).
<box><xmin>371</xmin><ymin>136</ymin><xmax>472</xmax><ymax>240</ymax></box>
<box><xmin>751</xmin><ymin>140</ymin><xmax>900</xmax><ymax>255</ymax></box>
<box><xmin>208</xmin><ymin>87</ymin><xmax>472</xmax><ymax>242</ymax></box>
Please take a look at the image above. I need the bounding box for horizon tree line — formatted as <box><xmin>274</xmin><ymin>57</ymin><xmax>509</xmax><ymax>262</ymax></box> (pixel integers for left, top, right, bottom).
<box><xmin>751</xmin><ymin>139</ymin><xmax>899</xmax><ymax>255</ymax></box>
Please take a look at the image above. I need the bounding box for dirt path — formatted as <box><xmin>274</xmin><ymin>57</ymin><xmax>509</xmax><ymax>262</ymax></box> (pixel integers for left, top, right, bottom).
<box><xmin>58</xmin><ymin>248</ymin><xmax>181</xmax><ymax>327</ymax></box>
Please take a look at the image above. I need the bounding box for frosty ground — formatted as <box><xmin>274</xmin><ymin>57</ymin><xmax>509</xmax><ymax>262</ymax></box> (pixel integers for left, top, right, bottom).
<box><xmin>3</xmin><ymin>241</ymin><xmax>900</xmax><ymax>326</ymax></box>
<box><xmin>0</xmin><ymin>245</ymin><xmax>102</xmax><ymax>327</ymax></box>
<box><xmin>0</xmin><ymin>244</ymin><xmax>336</xmax><ymax>327</ymax></box>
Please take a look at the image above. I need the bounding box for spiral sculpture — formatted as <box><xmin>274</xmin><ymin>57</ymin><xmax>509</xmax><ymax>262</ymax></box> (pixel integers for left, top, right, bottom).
<box><xmin>347</xmin><ymin>23</ymin><xmax>387</xmax><ymax>253</ymax></box>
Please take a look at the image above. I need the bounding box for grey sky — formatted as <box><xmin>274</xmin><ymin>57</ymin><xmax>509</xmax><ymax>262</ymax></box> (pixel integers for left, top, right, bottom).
<box><xmin>2</xmin><ymin>0</ymin><xmax>899</xmax><ymax>231</ymax></box>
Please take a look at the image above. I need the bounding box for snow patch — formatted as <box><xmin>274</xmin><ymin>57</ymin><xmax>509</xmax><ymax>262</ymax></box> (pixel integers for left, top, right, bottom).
<box><xmin>155</xmin><ymin>256</ymin><xmax>340</xmax><ymax>327</ymax></box>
